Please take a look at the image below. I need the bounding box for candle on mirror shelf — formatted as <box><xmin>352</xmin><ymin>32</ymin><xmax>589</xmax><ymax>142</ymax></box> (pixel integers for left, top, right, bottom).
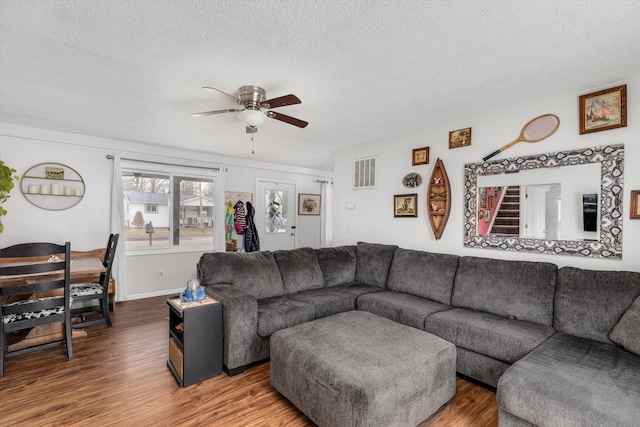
<box><xmin>40</xmin><ymin>184</ymin><xmax>50</xmax><ymax>194</ymax></box>
<box><xmin>28</xmin><ymin>185</ymin><xmax>38</xmax><ymax>194</ymax></box>
<box><xmin>64</xmin><ymin>186</ymin><xmax>72</xmax><ymax>196</ymax></box>
<box><xmin>73</xmin><ymin>187</ymin><xmax>82</xmax><ymax>196</ymax></box>
<box><xmin>51</xmin><ymin>183</ymin><xmax>60</xmax><ymax>195</ymax></box>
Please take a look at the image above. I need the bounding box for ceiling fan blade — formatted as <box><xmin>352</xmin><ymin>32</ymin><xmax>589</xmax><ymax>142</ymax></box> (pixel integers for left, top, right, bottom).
<box><xmin>202</xmin><ymin>87</ymin><xmax>240</xmax><ymax>102</ymax></box>
<box><xmin>191</xmin><ymin>108</ymin><xmax>242</xmax><ymax>117</ymax></box>
<box><xmin>262</xmin><ymin>94</ymin><xmax>301</xmax><ymax>109</ymax></box>
<box><xmin>268</xmin><ymin>111</ymin><xmax>309</xmax><ymax>128</ymax></box>
<box><xmin>246</xmin><ymin>126</ymin><xmax>258</xmax><ymax>134</ymax></box>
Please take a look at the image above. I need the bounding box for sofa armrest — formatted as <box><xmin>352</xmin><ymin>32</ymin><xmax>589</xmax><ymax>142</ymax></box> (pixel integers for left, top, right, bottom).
<box><xmin>204</xmin><ymin>284</ymin><xmax>259</xmax><ymax>371</ymax></box>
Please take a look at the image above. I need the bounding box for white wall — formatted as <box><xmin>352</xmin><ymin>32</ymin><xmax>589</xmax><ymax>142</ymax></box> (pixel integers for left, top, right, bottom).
<box><xmin>0</xmin><ymin>123</ymin><xmax>331</xmax><ymax>299</ymax></box>
<box><xmin>333</xmin><ymin>78</ymin><xmax>640</xmax><ymax>273</ymax></box>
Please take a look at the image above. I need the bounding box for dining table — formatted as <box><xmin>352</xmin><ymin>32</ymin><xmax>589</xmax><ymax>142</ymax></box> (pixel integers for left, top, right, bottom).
<box><xmin>0</xmin><ymin>254</ymin><xmax>107</xmax><ymax>352</ymax></box>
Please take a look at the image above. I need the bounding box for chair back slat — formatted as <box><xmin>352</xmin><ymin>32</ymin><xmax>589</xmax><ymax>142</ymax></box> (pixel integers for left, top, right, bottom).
<box><xmin>0</xmin><ymin>242</ymin><xmax>68</xmax><ymax>258</ymax></box>
<box><xmin>0</xmin><ymin>279</ymin><xmax>67</xmax><ymax>296</ymax></box>
<box><xmin>0</xmin><ymin>260</ymin><xmax>66</xmax><ymax>276</ymax></box>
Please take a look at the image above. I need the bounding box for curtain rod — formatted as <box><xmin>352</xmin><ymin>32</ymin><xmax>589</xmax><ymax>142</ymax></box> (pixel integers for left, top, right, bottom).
<box><xmin>106</xmin><ymin>154</ymin><xmax>220</xmax><ymax>171</ymax></box>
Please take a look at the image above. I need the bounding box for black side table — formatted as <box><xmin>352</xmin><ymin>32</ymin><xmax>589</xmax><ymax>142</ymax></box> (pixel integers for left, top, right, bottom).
<box><xmin>167</xmin><ymin>295</ymin><xmax>222</xmax><ymax>387</ymax></box>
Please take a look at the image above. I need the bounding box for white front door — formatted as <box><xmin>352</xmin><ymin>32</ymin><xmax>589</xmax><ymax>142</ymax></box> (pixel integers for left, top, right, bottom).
<box><xmin>522</xmin><ymin>185</ymin><xmax>546</xmax><ymax>238</ymax></box>
<box><xmin>255</xmin><ymin>180</ymin><xmax>296</xmax><ymax>250</ymax></box>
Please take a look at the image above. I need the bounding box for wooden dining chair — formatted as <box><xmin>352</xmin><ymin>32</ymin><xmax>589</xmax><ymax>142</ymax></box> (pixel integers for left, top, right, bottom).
<box><xmin>0</xmin><ymin>242</ymin><xmax>73</xmax><ymax>377</ymax></box>
<box><xmin>70</xmin><ymin>234</ymin><xmax>119</xmax><ymax>328</ymax></box>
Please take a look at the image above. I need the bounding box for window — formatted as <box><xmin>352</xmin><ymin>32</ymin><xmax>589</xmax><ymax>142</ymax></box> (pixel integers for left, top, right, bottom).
<box><xmin>122</xmin><ymin>167</ymin><xmax>216</xmax><ymax>253</ymax></box>
<box><xmin>264</xmin><ymin>189</ymin><xmax>288</xmax><ymax>233</ymax></box>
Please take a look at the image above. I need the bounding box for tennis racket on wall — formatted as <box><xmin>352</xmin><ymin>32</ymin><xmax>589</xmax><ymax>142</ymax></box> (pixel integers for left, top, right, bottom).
<box><xmin>482</xmin><ymin>114</ymin><xmax>560</xmax><ymax>161</ymax></box>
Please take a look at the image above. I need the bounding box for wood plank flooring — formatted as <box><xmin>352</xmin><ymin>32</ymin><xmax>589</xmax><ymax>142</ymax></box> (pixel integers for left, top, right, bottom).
<box><xmin>0</xmin><ymin>296</ymin><xmax>498</xmax><ymax>426</ymax></box>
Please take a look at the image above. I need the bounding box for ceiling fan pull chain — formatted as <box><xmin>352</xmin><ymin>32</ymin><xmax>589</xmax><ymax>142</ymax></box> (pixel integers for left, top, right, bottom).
<box><xmin>251</xmin><ymin>134</ymin><xmax>255</xmax><ymax>155</ymax></box>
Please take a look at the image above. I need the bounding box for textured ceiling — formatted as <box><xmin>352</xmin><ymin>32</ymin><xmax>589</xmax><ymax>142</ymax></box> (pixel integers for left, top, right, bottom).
<box><xmin>1</xmin><ymin>0</ymin><xmax>639</xmax><ymax>171</ymax></box>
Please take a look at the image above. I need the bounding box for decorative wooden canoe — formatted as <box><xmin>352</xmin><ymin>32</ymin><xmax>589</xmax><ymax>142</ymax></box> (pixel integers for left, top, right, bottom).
<box><xmin>427</xmin><ymin>158</ymin><xmax>451</xmax><ymax>240</ymax></box>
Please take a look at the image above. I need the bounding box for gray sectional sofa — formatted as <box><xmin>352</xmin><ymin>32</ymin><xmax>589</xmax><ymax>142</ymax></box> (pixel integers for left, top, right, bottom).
<box><xmin>198</xmin><ymin>242</ymin><xmax>640</xmax><ymax>427</ymax></box>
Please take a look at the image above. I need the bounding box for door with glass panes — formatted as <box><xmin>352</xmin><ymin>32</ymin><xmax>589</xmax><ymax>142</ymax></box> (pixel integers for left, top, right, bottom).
<box><xmin>255</xmin><ymin>180</ymin><xmax>296</xmax><ymax>250</ymax></box>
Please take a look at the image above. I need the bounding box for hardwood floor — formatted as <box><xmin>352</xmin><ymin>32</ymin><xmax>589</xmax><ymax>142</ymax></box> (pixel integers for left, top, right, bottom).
<box><xmin>0</xmin><ymin>296</ymin><xmax>498</xmax><ymax>426</ymax></box>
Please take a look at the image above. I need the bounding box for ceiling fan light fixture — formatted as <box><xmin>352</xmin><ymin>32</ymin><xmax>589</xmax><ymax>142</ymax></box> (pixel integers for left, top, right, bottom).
<box><xmin>237</xmin><ymin>108</ymin><xmax>266</xmax><ymax>128</ymax></box>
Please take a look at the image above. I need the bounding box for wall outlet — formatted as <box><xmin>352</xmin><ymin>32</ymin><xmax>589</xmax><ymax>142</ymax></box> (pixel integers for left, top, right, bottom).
<box><xmin>158</xmin><ymin>271</ymin><xmax>165</xmax><ymax>279</ymax></box>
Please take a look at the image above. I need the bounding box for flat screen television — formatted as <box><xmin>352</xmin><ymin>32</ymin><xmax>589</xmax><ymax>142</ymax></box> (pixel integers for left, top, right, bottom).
<box><xmin>582</xmin><ymin>194</ymin><xmax>598</xmax><ymax>232</ymax></box>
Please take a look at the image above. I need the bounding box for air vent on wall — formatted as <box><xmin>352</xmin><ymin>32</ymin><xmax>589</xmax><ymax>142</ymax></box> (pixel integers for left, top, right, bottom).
<box><xmin>353</xmin><ymin>157</ymin><xmax>376</xmax><ymax>189</ymax></box>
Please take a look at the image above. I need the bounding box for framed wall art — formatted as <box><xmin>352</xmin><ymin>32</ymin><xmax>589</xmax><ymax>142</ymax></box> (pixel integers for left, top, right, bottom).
<box><xmin>631</xmin><ymin>190</ymin><xmax>640</xmax><ymax>220</ymax></box>
<box><xmin>579</xmin><ymin>84</ymin><xmax>627</xmax><ymax>134</ymax></box>
<box><xmin>412</xmin><ymin>147</ymin><xmax>429</xmax><ymax>165</ymax></box>
<box><xmin>449</xmin><ymin>127</ymin><xmax>472</xmax><ymax>149</ymax></box>
<box><xmin>402</xmin><ymin>172</ymin><xmax>423</xmax><ymax>188</ymax></box>
<box><xmin>298</xmin><ymin>193</ymin><xmax>321</xmax><ymax>215</ymax></box>
<box><xmin>394</xmin><ymin>193</ymin><xmax>418</xmax><ymax>217</ymax></box>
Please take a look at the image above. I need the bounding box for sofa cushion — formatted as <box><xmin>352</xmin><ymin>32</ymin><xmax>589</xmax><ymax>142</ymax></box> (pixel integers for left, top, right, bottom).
<box><xmin>609</xmin><ymin>295</ymin><xmax>640</xmax><ymax>356</ymax></box>
<box><xmin>425</xmin><ymin>308</ymin><xmax>555</xmax><ymax>363</ymax></box>
<box><xmin>329</xmin><ymin>282</ymin><xmax>385</xmax><ymax>298</ymax></box>
<box><xmin>355</xmin><ymin>242</ymin><xmax>398</xmax><ymax>288</ymax></box>
<box><xmin>358</xmin><ymin>291</ymin><xmax>450</xmax><ymax>330</ymax></box>
<box><xmin>314</xmin><ymin>245</ymin><xmax>357</xmax><ymax>286</ymax></box>
<box><xmin>272</xmin><ymin>247</ymin><xmax>324</xmax><ymax>294</ymax></box>
<box><xmin>257</xmin><ymin>296</ymin><xmax>315</xmax><ymax>338</ymax></box>
<box><xmin>287</xmin><ymin>288</ymin><xmax>356</xmax><ymax>318</ymax></box>
<box><xmin>386</xmin><ymin>248</ymin><xmax>459</xmax><ymax>305</ymax></box>
<box><xmin>554</xmin><ymin>267</ymin><xmax>640</xmax><ymax>344</ymax></box>
<box><xmin>451</xmin><ymin>256</ymin><xmax>557</xmax><ymax>325</ymax></box>
<box><xmin>199</xmin><ymin>251</ymin><xmax>285</xmax><ymax>300</ymax></box>
<box><xmin>497</xmin><ymin>332</ymin><xmax>640</xmax><ymax>427</ymax></box>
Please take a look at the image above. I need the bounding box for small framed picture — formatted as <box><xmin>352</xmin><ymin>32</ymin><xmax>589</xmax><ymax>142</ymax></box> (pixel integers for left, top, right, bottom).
<box><xmin>394</xmin><ymin>193</ymin><xmax>418</xmax><ymax>218</ymax></box>
<box><xmin>402</xmin><ymin>172</ymin><xmax>423</xmax><ymax>188</ymax></box>
<box><xmin>479</xmin><ymin>187</ymin><xmax>487</xmax><ymax>208</ymax></box>
<box><xmin>631</xmin><ymin>190</ymin><xmax>640</xmax><ymax>220</ymax></box>
<box><xmin>412</xmin><ymin>147</ymin><xmax>429</xmax><ymax>165</ymax></box>
<box><xmin>298</xmin><ymin>193</ymin><xmax>321</xmax><ymax>215</ymax></box>
<box><xmin>579</xmin><ymin>84</ymin><xmax>627</xmax><ymax>134</ymax></box>
<box><xmin>45</xmin><ymin>167</ymin><xmax>65</xmax><ymax>180</ymax></box>
<box><xmin>449</xmin><ymin>127</ymin><xmax>472</xmax><ymax>149</ymax></box>
<box><xmin>484</xmin><ymin>209</ymin><xmax>491</xmax><ymax>223</ymax></box>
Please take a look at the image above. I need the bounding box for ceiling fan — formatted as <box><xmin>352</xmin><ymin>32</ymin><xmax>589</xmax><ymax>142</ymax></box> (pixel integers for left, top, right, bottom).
<box><xmin>191</xmin><ymin>85</ymin><xmax>308</xmax><ymax>134</ymax></box>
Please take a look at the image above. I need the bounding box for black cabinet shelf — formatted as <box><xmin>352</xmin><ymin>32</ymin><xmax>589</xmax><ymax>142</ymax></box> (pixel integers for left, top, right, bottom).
<box><xmin>167</xmin><ymin>296</ymin><xmax>222</xmax><ymax>387</ymax></box>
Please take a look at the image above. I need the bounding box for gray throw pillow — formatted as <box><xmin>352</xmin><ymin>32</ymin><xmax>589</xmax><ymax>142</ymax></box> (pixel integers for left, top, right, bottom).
<box><xmin>609</xmin><ymin>295</ymin><xmax>640</xmax><ymax>356</ymax></box>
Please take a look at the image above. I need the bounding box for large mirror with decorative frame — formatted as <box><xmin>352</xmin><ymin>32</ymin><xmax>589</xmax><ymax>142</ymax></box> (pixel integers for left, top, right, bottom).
<box><xmin>463</xmin><ymin>144</ymin><xmax>624</xmax><ymax>258</ymax></box>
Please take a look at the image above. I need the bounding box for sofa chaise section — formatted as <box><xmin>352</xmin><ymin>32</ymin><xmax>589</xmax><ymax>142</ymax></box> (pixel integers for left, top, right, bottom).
<box><xmin>497</xmin><ymin>267</ymin><xmax>640</xmax><ymax>426</ymax></box>
<box><xmin>498</xmin><ymin>332</ymin><xmax>640</xmax><ymax>427</ymax></box>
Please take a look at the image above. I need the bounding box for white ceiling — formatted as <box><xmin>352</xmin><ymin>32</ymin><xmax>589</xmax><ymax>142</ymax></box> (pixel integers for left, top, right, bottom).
<box><xmin>1</xmin><ymin>1</ymin><xmax>639</xmax><ymax>171</ymax></box>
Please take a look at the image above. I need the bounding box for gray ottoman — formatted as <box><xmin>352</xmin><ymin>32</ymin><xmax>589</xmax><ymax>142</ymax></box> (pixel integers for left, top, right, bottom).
<box><xmin>270</xmin><ymin>311</ymin><xmax>456</xmax><ymax>427</ymax></box>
